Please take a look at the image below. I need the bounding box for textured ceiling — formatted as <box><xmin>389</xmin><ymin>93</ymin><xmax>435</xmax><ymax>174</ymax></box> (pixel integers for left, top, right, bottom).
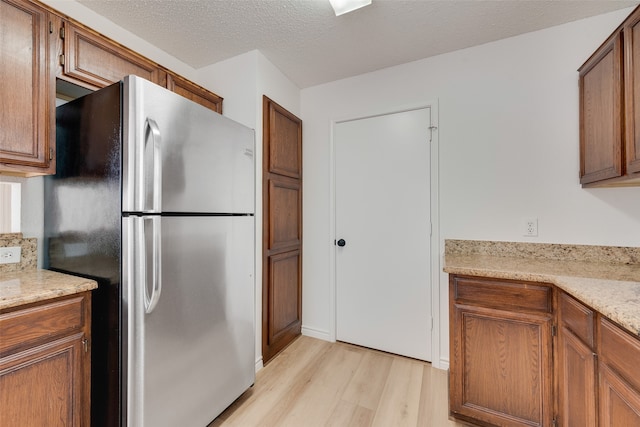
<box><xmin>76</xmin><ymin>0</ymin><xmax>639</xmax><ymax>88</ymax></box>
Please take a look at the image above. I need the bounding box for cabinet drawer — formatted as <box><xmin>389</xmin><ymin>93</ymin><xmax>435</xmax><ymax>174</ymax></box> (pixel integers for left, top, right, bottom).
<box><xmin>559</xmin><ymin>292</ymin><xmax>595</xmax><ymax>348</ymax></box>
<box><xmin>0</xmin><ymin>295</ymin><xmax>86</xmax><ymax>356</ymax></box>
<box><xmin>599</xmin><ymin>317</ymin><xmax>640</xmax><ymax>391</ymax></box>
<box><xmin>451</xmin><ymin>275</ymin><xmax>553</xmax><ymax>313</ymax></box>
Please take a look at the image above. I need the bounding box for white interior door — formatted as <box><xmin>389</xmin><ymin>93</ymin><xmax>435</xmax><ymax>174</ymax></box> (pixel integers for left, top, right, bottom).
<box><xmin>335</xmin><ymin>108</ymin><xmax>432</xmax><ymax>361</ymax></box>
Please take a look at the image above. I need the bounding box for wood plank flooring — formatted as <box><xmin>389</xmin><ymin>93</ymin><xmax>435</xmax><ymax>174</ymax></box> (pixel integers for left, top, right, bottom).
<box><xmin>209</xmin><ymin>336</ymin><xmax>466</xmax><ymax>427</ymax></box>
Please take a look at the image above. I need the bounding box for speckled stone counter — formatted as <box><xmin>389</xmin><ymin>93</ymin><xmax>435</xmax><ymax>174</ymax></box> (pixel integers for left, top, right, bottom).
<box><xmin>0</xmin><ymin>269</ymin><xmax>97</xmax><ymax>311</ymax></box>
<box><xmin>444</xmin><ymin>240</ymin><xmax>640</xmax><ymax>338</ymax></box>
<box><xmin>0</xmin><ymin>233</ymin><xmax>37</xmax><ymax>272</ymax></box>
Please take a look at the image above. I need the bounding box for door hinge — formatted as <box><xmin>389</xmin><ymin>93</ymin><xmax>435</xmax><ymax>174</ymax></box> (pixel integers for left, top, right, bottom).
<box><xmin>59</xmin><ymin>26</ymin><xmax>65</xmax><ymax>39</ymax></box>
<box><xmin>59</xmin><ymin>54</ymin><xmax>65</xmax><ymax>66</ymax></box>
<box><xmin>430</xmin><ymin>317</ymin><xmax>434</xmax><ymax>331</ymax></box>
<box><xmin>552</xmin><ymin>418</ymin><xmax>557</xmax><ymax>427</ymax></box>
<box><xmin>82</xmin><ymin>338</ymin><xmax>88</xmax><ymax>353</ymax></box>
<box><xmin>49</xmin><ymin>21</ymin><xmax>53</xmax><ymax>34</ymax></box>
<box><xmin>428</xmin><ymin>125</ymin><xmax>437</xmax><ymax>142</ymax></box>
<box><xmin>552</xmin><ymin>324</ymin><xmax>557</xmax><ymax>336</ymax></box>
<box><xmin>49</xmin><ymin>148</ymin><xmax>53</xmax><ymax>160</ymax></box>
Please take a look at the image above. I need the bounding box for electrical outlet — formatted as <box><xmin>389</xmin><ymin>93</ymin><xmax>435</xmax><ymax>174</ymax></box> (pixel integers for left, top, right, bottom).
<box><xmin>0</xmin><ymin>246</ymin><xmax>21</xmax><ymax>264</ymax></box>
<box><xmin>523</xmin><ymin>218</ymin><xmax>538</xmax><ymax>237</ymax></box>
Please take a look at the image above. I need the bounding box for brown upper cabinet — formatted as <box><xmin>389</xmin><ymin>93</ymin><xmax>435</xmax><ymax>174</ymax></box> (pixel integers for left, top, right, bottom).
<box><xmin>166</xmin><ymin>72</ymin><xmax>223</xmax><ymax>114</ymax></box>
<box><xmin>58</xmin><ymin>20</ymin><xmax>161</xmax><ymax>90</ymax></box>
<box><xmin>579</xmin><ymin>6</ymin><xmax>640</xmax><ymax>187</ymax></box>
<box><xmin>0</xmin><ymin>0</ymin><xmax>56</xmax><ymax>176</ymax></box>
<box><xmin>1</xmin><ymin>0</ymin><xmax>223</xmax><ymax>177</ymax></box>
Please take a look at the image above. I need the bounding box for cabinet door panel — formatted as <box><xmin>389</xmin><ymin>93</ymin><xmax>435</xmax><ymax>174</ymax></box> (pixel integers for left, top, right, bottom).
<box><xmin>166</xmin><ymin>73</ymin><xmax>223</xmax><ymax>113</ymax></box>
<box><xmin>0</xmin><ymin>335</ymin><xmax>84</xmax><ymax>427</ymax></box>
<box><xmin>62</xmin><ymin>22</ymin><xmax>159</xmax><ymax>89</ymax></box>
<box><xmin>579</xmin><ymin>33</ymin><xmax>624</xmax><ymax>184</ymax></box>
<box><xmin>599</xmin><ymin>363</ymin><xmax>640</xmax><ymax>427</ymax></box>
<box><xmin>599</xmin><ymin>317</ymin><xmax>640</xmax><ymax>392</ymax></box>
<box><xmin>625</xmin><ymin>8</ymin><xmax>640</xmax><ymax>175</ymax></box>
<box><xmin>0</xmin><ymin>0</ymin><xmax>53</xmax><ymax>172</ymax></box>
<box><xmin>450</xmin><ymin>303</ymin><xmax>553</xmax><ymax>427</ymax></box>
<box><xmin>558</xmin><ymin>327</ymin><xmax>597</xmax><ymax>427</ymax></box>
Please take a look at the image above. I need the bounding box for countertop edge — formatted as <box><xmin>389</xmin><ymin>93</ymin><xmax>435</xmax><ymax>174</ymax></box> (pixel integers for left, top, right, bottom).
<box><xmin>0</xmin><ymin>270</ymin><xmax>98</xmax><ymax>311</ymax></box>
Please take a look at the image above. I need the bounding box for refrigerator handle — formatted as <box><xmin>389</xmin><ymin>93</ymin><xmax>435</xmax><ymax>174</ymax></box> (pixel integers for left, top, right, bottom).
<box><xmin>142</xmin><ymin>216</ymin><xmax>162</xmax><ymax>314</ymax></box>
<box><xmin>143</xmin><ymin>118</ymin><xmax>162</xmax><ymax>213</ymax></box>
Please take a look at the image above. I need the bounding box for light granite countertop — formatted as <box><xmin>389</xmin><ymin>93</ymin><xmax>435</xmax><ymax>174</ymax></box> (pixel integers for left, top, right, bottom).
<box><xmin>444</xmin><ymin>242</ymin><xmax>640</xmax><ymax>338</ymax></box>
<box><xmin>0</xmin><ymin>270</ymin><xmax>98</xmax><ymax>311</ymax></box>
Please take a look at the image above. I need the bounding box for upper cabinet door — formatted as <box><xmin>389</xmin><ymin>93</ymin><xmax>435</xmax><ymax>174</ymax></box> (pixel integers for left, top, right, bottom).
<box><xmin>60</xmin><ymin>21</ymin><xmax>160</xmax><ymax>89</ymax></box>
<box><xmin>0</xmin><ymin>0</ymin><xmax>55</xmax><ymax>174</ymax></box>
<box><xmin>624</xmin><ymin>9</ymin><xmax>640</xmax><ymax>175</ymax></box>
<box><xmin>579</xmin><ymin>32</ymin><xmax>624</xmax><ymax>185</ymax></box>
<box><xmin>166</xmin><ymin>72</ymin><xmax>223</xmax><ymax>114</ymax></box>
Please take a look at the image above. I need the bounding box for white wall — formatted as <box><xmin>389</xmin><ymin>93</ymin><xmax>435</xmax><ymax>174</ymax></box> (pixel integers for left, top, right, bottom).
<box><xmin>300</xmin><ymin>8</ymin><xmax>640</xmax><ymax>369</ymax></box>
<box><xmin>198</xmin><ymin>50</ymin><xmax>301</xmax><ymax>369</ymax></box>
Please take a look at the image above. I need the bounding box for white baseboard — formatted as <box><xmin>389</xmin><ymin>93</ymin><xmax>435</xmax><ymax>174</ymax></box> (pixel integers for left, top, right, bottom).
<box><xmin>254</xmin><ymin>357</ymin><xmax>263</xmax><ymax>373</ymax></box>
<box><xmin>436</xmin><ymin>357</ymin><xmax>449</xmax><ymax>371</ymax></box>
<box><xmin>301</xmin><ymin>326</ymin><xmax>333</xmax><ymax>342</ymax></box>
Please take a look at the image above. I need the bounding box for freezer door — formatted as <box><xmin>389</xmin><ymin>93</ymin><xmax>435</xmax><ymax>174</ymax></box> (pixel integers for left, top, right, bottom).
<box><xmin>122</xmin><ymin>75</ymin><xmax>255</xmax><ymax>214</ymax></box>
<box><xmin>122</xmin><ymin>215</ymin><xmax>255</xmax><ymax>427</ymax></box>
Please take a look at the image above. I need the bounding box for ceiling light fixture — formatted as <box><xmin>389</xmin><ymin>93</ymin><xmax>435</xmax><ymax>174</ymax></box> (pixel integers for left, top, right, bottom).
<box><xmin>329</xmin><ymin>0</ymin><xmax>372</xmax><ymax>16</ymax></box>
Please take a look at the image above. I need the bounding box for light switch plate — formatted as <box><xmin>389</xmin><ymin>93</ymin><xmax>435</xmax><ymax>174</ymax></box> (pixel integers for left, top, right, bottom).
<box><xmin>0</xmin><ymin>246</ymin><xmax>21</xmax><ymax>264</ymax></box>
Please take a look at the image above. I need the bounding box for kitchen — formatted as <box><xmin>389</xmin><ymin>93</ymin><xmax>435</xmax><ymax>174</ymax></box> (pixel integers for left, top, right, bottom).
<box><xmin>2</xmin><ymin>0</ymin><xmax>640</xmax><ymax>426</ymax></box>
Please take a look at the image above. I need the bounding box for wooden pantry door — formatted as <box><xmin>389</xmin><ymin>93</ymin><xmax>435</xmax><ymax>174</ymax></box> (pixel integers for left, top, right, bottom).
<box><xmin>262</xmin><ymin>96</ymin><xmax>303</xmax><ymax>363</ymax></box>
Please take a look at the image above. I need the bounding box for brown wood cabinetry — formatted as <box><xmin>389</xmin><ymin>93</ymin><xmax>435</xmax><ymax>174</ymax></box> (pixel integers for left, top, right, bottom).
<box><xmin>262</xmin><ymin>96</ymin><xmax>303</xmax><ymax>364</ymax></box>
<box><xmin>598</xmin><ymin>317</ymin><xmax>640</xmax><ymax>426</ymax></box>
<box><xmin>449</xmin><ymin>275</ymin><xmax>554</xmax><ymax>427</ymax></box>
<box><xmin>2</xmin><ymin>0</ymin><xmax>224</xmax><ymax>176</ymax></box>
<box><xmin>557</xmin><ymin>292</ymin><xmax>597</xmax><ymax>427</ymax></box>
<box><xmin>450</xmin><ymin>278</ymin><xmax>640</xmax><ymax>427</ymax></box>
<box><xmin>166</xmin><ymin>72</ymin><xmax>223</xmax><ymax>114</ymax></box>
<box><xmin>0</xmin><ymin>292</ymin><xmax>92</xmax><ymax>426</ymax></box>
<box><xmin>579</xmin><ymin>6</ymin><xmax>640</xmax><ymax>187</ymax></box>
<box><xmin>58</xmin><ymin>21</ymin><xmax>161</xmax><ymax>90</ymax></box>
<box><xmin>0</xmin><ymin>0</ymin><xmax>55</xmax><ymax>176</ymax></box>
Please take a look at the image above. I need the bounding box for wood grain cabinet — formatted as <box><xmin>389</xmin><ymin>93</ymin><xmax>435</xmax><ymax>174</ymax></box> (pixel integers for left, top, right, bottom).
<box><xmin>58</xmin><ymin>20</ymin><xmax>161</xmax><ymax>90</ymax></box>
<box><xmin>449</xmin><ymin>275</ymin><xmax>554</xmax><ymax>427</ymax></box>
<box><xmin>166</xmin><ymin>72</ymin><xmax>223</xmax><ymax>114</ymax></box>
<box><xmin>556</xmin><ymin>292</ymin><xmax>597</xmax><ymax>427</ymax></box>
<box><xmin>1</xmin><ymin>0</ymin><xmax>224</xmax><ymax>175</ymax></box>
<box><xmin>450</xmin><ymin>279</ymin><xmax>640</xmax><ymax>427</ymax></box>
<box><xmin>0</xmin><ymin>292</ymin><xmax>92</xmax><ymax>426</ymax></box>
<box><xmin>0</xmin><ymin>0</ymin><xmax>55</xmax><ymax>176</ymax></box>
<box><xmin>579</xmin><ymin>5</ymin><xmax>640</xmax><ymax>187</ymax></box>
<box><xmin>598</xmin><ymin>317</ymin><xmax>640</xmax><ymax>427</ymax></box>
<box><xmin>56</xmin><ymin>21</ymin><xmax>224</xmax><ymax>115</ymax></box>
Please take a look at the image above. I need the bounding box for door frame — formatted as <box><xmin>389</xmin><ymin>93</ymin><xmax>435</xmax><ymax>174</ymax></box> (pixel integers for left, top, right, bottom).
<box><xmin>327</xmin><ymin>101</ymin><xmax>442</xmax><ymax>368</ymax></box>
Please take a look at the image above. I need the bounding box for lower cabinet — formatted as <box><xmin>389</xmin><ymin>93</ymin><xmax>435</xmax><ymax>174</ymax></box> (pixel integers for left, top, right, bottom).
<box><xmin>450</xmin><ymin>275</ymin><xmax>640</xmax><ymax>427</ymax></box>
<box><xmin>598</xmin><ymin>317</ymin><xmax>640</xmax><ymax>426</ymax></box>
<box><xmin>0</xmin><ymin>292</ymin><xmax>91</xmax><ymax>426</ymax></box>
<box><xmin>557</xmin><ymin>292</ymin><xmax>597</xmax><ymax>427</ymax></box>
<box><xmin>449</xmin><ymin>275</ymin><xmax>554</xmax><ymax>427</ymax></box>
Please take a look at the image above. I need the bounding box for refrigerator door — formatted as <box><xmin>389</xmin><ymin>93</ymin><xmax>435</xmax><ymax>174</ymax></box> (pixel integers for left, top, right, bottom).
<box><xmin>122</xmin><ymin>215</ymin><xmax>255</xmax><ymax>427</ymax></box>
<box><xmin>122</xmin><ymin>75</ymin><xmax>255</xmax><ymax>215</ymax></box>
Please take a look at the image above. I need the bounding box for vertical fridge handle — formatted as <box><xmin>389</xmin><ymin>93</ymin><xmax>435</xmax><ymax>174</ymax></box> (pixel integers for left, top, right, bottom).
<box><xmin>140</xmin><ymin>216</ymin><xmax>162</xmax><ymax>314</ymax></box>
<box><xmin>143</xmin><ymin>118</ymin><xmax>162</xmax><ymax>213</ymax></box>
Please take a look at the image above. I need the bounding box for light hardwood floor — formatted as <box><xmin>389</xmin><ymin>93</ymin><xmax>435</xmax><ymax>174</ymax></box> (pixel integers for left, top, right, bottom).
<box><xmin>209</xmin><ymin>336</ymin><xmax>466</xmax><ymax>427</ymax></box>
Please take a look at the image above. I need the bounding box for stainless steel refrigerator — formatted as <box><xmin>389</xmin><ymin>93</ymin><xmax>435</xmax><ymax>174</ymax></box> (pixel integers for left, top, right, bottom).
<box><xmin>44</xmin><ymin>75</ymin><xmax>255</xmax><ymax>427</ymax></box>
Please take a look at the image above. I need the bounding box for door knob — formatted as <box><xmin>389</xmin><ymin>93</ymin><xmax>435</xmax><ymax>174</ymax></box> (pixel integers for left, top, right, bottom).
<box><xmin>336</xmin><ymin>239</ymin><xmax>346</xmax><ymax>247</ymax></box>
